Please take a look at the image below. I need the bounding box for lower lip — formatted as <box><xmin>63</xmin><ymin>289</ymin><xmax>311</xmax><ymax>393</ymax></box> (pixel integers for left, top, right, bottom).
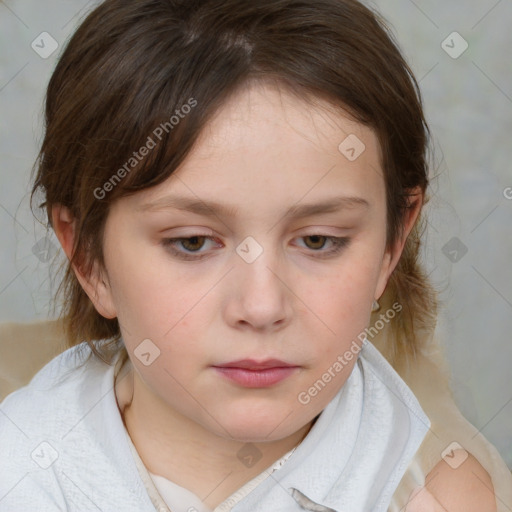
<box><xmin>213</xmin><ymin>367</ymin><xmax>299</xmax><ymax>388</ymax></box>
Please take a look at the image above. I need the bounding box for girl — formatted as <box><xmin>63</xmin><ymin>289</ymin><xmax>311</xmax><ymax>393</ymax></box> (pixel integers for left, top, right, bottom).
<box><xmin>1</xmin><ymin>0</ymin><xmax>510</xmax><ymax>510</ymax></box>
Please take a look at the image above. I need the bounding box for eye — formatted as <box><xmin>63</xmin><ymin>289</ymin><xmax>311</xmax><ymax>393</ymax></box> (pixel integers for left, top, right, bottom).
<box><xmin>161</xmin><ymin>234</ymin><xmax>350</xmax><ymax>261</ymax></box>
<box><xmin>161</xmin><ymin>235</ymin><xmax>217</xmax><ymax>260</ymax></box>
<box><xmin>296</xmin><ymin>235</ymin><xmax>350</xmax><ymax>258</ymax></box>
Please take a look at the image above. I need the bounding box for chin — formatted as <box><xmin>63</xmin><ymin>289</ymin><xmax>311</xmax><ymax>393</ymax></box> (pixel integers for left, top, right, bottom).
<box><xmin>205</xmin><ymin>405</ymin><xmax>307</xmax><ymax>443</ymax></box>
<box><xmin>217</xmin><ymin>425</ymin><xmax>290</xmax><ymax>444</ymax></box>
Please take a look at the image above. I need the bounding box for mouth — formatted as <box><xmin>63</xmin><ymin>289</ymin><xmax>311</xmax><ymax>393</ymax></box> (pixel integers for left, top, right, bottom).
<box><xmin>212</xmin><ymin>359</ymin><xmax>300</xmax><ymax>388</ymax></box>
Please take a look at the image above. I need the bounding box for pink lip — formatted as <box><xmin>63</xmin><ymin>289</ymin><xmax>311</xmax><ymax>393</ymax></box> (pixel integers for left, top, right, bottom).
<box><xmin>212</xmin><ymin>359</ymin><xmax>300</xmax><ymax>388</ymax></box>
<box><xmin>215</xmin><ymin>358</ymin><xmax>296</xmax><ymax>369</ymax></box>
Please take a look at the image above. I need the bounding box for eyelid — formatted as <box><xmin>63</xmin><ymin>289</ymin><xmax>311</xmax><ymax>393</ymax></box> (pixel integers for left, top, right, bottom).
<box><xmin>160</xmin><ymin>233</ymin><xmax>350</xmax><ymax>261</ymax></box>
<box><xmin>161</xmin><ymin>235</ymin><xmax>221</xmax><ymax>260</ymax></box>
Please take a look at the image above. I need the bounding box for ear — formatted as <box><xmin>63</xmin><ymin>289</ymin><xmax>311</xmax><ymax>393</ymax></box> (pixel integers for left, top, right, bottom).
<box><xmin>51</xmin><ymin>204</ymin><xmax>117</xmax><ymax>319</ymax></box>
<box><xmin>374</xmin><ymin>187</ymin><xmax>423</xmax><ymax>301</ymax></box>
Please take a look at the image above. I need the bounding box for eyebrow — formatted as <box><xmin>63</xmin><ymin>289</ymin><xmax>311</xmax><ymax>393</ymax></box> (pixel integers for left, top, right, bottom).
<box><xmin>138</xmin><ymin>194</ymin><xmax>370</xmax><ymax>218</ymax></box>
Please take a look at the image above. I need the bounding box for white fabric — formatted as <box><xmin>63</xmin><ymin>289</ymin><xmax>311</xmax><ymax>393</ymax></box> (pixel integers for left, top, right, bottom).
<box><xmin>0</xmin><ymin>338</ymin><xmax>430</xmax><ymax>511</ymax></box>
<box><xmin>149</xmin><ymin>472</ymin><xmax>212</xmax><ymax>512</ymax></box>
<box><xmin>144</xmin><ymin>443</ymin><xmax>295</xmax><ymax>512</ymax></box>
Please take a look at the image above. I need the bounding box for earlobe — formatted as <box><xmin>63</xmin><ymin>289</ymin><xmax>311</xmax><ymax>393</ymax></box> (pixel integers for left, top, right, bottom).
<box><xmin>51</xmin><ymin>204</ymin><xmax>117</xmax><ymax>320</ymax></box>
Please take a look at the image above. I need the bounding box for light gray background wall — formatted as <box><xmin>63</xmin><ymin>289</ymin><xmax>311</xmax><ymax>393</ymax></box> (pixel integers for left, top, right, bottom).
<box><xmin>1</xmin><ymin>0</ymin><xmax>511</xmax><ymax>469</ymax></box>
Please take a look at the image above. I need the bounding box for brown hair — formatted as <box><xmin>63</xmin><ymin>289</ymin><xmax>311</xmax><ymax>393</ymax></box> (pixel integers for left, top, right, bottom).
<box><xmin>31</xmin><ymin>0</ymin><xmax>438</xmax><ymax>368</ymax></box>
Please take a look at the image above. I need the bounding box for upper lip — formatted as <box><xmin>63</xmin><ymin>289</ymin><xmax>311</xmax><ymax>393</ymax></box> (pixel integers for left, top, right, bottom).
<box><xmin>213</xmin><ymin>359</ymin><xmax>298</xmax><ymax>370</ymax></box>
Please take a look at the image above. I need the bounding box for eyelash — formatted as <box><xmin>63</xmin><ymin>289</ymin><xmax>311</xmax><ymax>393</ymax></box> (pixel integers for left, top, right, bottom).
<box><xmin>161</xmin><ymin>234</ymin><xmax>350</xmax><ymax>261</ymax></box>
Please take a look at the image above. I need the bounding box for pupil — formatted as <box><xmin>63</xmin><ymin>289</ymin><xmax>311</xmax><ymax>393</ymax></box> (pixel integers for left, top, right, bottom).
<box><xmin>184</xmin><ymin>236</ymin><xmax>204</xmax><ymax>251</ymax></box>
<box><xmin>308</xmin><ymin>235</ymin><xmax>325</xmax><ymax>249</ymax></box>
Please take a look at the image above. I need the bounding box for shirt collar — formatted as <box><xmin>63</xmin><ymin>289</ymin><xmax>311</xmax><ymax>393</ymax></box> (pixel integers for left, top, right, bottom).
<box><xmin>231</xmin><ymin>339</ymin><xmax>430</xmax><ymax>512</ymax></box>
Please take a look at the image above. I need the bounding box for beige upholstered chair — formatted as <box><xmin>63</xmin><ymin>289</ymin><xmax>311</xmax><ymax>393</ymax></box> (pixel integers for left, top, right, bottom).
<box><xmin>0</xmin><ymin>319</ymin><xmax>67</xmax><ymax>401</ymax></box>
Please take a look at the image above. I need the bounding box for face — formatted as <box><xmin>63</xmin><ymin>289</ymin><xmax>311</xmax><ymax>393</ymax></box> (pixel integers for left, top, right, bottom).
<box><xmin>75</xmin><ymin>82</ymin><xmax>409</xmax><ymax>442</ymax></box>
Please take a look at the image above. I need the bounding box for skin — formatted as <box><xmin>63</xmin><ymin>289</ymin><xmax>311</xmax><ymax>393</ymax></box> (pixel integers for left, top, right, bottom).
<box><xmin>406</xmin><ymin>451</ymin><xmax>496</xmax><ymax>512</ymax></box>
<box><xmin>52</xmin><ymin>81</ymin><xmax>424</xmax><ymax>508</ymax></box>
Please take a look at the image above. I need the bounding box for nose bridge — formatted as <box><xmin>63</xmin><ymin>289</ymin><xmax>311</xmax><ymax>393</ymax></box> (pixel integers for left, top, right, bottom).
<box><xmin>234</xmin><ymin>234</ymin><xmax>283</xmax><ymax>284</ymax></box>
<box><xmin>231</xmin><ymin>234</ymin><xmax>290</xmax><ymax>327</ymax></box>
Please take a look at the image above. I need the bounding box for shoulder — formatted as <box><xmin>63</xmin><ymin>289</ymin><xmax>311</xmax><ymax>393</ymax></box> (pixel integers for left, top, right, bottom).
<box><xmin>1</xmin><ymin>342</ymin><xmax>92</xmax><ymax>402</ymax></box>
<box><xmin>406</xmin><ymin>450</ymin><xmax>496</xmax><ymax>512</ymax></box>
<box><xmin>0</xmin><ymin>342</ymin><xmax>102</xmax><ymax>444</ymax></box>
<box><xmin>0</xmin><ymin>343</ymin><xmax>117</xmax><ymax>503</ymax></box>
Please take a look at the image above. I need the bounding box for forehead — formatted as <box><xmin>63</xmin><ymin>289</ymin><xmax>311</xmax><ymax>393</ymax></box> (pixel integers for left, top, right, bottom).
<box><xmin>193</xmin><ymin>81</ymin><xmax>380</xmax><ymax>165</ymax></box>
<box><xmin>121</xmin><ymin>81</ymin><xmax>386</xmax><ymax>217</ymax></box>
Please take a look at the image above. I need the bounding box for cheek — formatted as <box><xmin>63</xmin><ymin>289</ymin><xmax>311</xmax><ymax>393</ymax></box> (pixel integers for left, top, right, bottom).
<box><xmin>105</xmin><ymin>244</ymin><xmax>206</xmax><ymax>345</ymax></box>
<box><xmin>312</xmin><ymin>253</ymin><xmax>383</xmax><ymax>344</ymax></box>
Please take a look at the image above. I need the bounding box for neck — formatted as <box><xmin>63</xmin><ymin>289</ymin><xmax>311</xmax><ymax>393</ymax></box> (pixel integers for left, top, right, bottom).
<box><xmin>115</xmin><ymin>363</ymin><xmax>314</xmax><ymax>509</ymax></box>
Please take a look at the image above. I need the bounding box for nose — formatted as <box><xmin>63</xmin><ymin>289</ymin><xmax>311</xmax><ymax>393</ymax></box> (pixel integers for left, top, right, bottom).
<box><xmin>225</xmin><ymin>242</ymin><xmax>293</xmax><ymax>333</ymax></box>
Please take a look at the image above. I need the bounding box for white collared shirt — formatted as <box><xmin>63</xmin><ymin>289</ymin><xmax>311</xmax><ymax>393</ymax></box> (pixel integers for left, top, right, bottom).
<box><xmin>0</xmin><ymin>338</ymin><xmax>430</xmax><ymax>511</ymax></box>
